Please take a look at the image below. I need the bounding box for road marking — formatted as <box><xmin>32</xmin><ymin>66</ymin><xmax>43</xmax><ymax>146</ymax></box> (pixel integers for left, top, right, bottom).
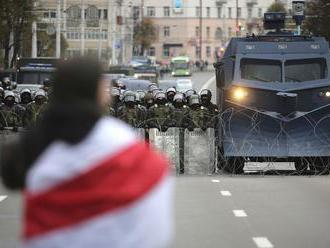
<box><xmin>253</xmin><ymin>237</ymin><xmax>274</xmax><ymax>248</ymax></box>
<box><xmin>0</xmin><ymin>195</ymin><xmax>8</xmax><ymax>202</ymax></box>
<box><xmin>220</xmin><ymin>191</ymin><xmax>232</xmax><ymax>196</ymax></box>
<box><xmin>200</xmin><ymin>76</ymin><xmax>215</xmax><ymax>92</ymax></box>
<box><xmin>233</xmin><ymin>210</ymin><xmax>247</xmax><ymax>217</ymax></box>
<box><xmin>211</xmin><ymin>179</ymin><xmax>220</xmax><ymax>183</ymax></box>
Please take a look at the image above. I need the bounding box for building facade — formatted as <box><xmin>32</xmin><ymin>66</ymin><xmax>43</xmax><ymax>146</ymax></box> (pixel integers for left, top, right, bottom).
<box><xmin>37</xmin><ymin>0</ymin><xmax>135</xmax><ymax>65</ymax></box>
<box><xmin>35</xmin><ymin>0</ymin><xmax>291</xmax><ymax>65</ymax></box>
<box><xmin>138</xmin><ymin>0</ymin><xmax>291</xmax><ymax>63</ymax></box>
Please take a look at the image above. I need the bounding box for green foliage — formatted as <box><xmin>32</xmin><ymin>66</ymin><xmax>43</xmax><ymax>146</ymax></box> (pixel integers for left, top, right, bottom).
<box><xmin>304</xmin><ymin>0</ymin><xmax>330</xmax><ymax>40</ymax></box>
<box><xmin>133</xmin><ymin>18</ymin><xmax>157</xmax><ymax>56</ymax></box>
<box><xmin>0</xmin><ymin>0</ymin><xmax>36</xmax><ymax>68</ymax></box>
<box><xmin>267</xmin><ymin>2</ymin><xmax>287</xmax><ymax>13</ymax></box>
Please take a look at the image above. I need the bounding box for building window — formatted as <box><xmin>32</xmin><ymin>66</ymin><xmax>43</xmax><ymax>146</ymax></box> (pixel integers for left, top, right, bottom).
<box><xmin>228</xmin><ymin>8</ymin><xmax>232</xmax><ymax>19</ymax></box>
<box><xmin>196</xmin><ymin>7</ymin><xmax>200</xmax><ymax>17</ymax></box>
<box><xmin>217</xmin><ymin>7</ymin><xmax>222</xmax><ymax>18</ymax></box>
<box><xmin>237</xmin><ymin>8</ymin><xmax>241</xmax><ymax>18</ymax></box>
<box><xmin>206</xmin><ymin>46</ymin><xmax>211</xmax><ymax>58</ymax></box>
<box><xmin>44</xmin><ymin>11</ymin><xmax>50</xmax><ymax>18</ymax></box>
<box><xmin>50</xmin><ymin>11</ymin><xmax>57</xmax><ymax>18</ymax></box>
<box><xmin>133</xmin><ymin>6</ymin><xmax>140</xmax><ymax>20</ymax></box>
<box><xmin>248</xmin><ymin>8</ymin><xmax>252</xmax><ymax>18</ymax></box>
<box><xmin>195</xmin><ymin>46</ymin><xmax>201</xmax><ymax>59</ymax></box>
<box><xmin>195</xmin><ymin>26</ymin><xmax>200</xmax><ymax>37</ymax></box>
<box><xmin>148</xmin><ymin>47</ymin><xmax>156</xmax><ymax>56</ymax></box>
<box><xmin>258</xmin><ymin>8</ymin><xmax>262</xmax><ymax>18</ymax></box>
<box><xmin>215</xmin><ymin>27</ymin><xmax>223</xmax><ymax>40</ymax></box>
<box><xmin>206</xmin><ymin>7</ymin><xmax>210</xmax><ymax>18</ymax></box>
<box><xmin>206</xmin><ymin>27</ymin><xmax>210</xmax><ymax>39</ymax></box>
<box><xmin>103</xmin><ymin>9</ymin><xmax>108</xmax><ymax>20</ymax></box>
<box><xmin>163</xmin><ymin>47</ymin><xmax>170</xmax><ymax>57</ymax></box>
<box><xmin>164</xmin><ymin>6</ymin><xmax>170</xmax><ymax>17</ymax></box>
<box><xmin>147</xmin><ymin>7</ymin><xmax>155</xmax><ymax>17</ymax></box>
<box><xmin>164</xmin><ymin>26</ymin><xmax>170</xmax><ymax>37</ymax></box>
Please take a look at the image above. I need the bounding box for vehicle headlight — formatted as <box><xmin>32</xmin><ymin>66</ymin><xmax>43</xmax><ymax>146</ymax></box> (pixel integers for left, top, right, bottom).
<box><xmin>319</xmin><ymin>91</ymin><xmax>330</xmax><ymax>97</ymax></box>
<box><xmin>185</xmin><ymin>71</ymin><xmax>189</xmax><ymax>75</ymax></box>
<box><xmin>171</xmin><ymin>72</ymin><xmax>175</xmax><ymax>75</ymax></box>
<box><xmin>233</xmin><ymin>88</ymin><xmax>248</xmax><ymax>101</ymax></box>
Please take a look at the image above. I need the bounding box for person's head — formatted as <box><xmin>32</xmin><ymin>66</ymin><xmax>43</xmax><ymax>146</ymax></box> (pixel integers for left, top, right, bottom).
<box><xmin>2</xmin><ymin>77</ymin><xmax>11</xmax><ymax>88</ymax></box>
<box><xmin>185</xmin><ymin>89</ymin><xmax>197</xmax><ymax>103</ymax></box>
<box><xmin>154</xmin><ymin>92</ymin><xmax>167</xmax><ymax>105</ymax></box>
<box><xmin>189</xmin><ymin>94</ymin><xmax>200</xmax><ymax>109</ymax></box>
<box><xmin>166</xmin><ymin>87</ymin><xmax>176</xmax><ymax>102</ymax></box>
<box><xmin>173</xmin><ymin>92</ymin><xmax>185</xmax><ymax>108</ymax></box>
<box><xmin>136</xmin><ymin>90</ymin><xmax>146</xmax><ymax>105</ymax></box>
<box><xmin>111</xmin><ymin>87</ymin><xmax>121</xmax><ymax>104</ymax></box>
<box><xmin>34</xmin><ymin>90</ymin><xmax>47</xmax><ymax>106</ymax></box>
<box><xmin>148</xmin><ymin>84</ymin><xmax>158</xmax><ymax>92</ymax></box>
<box><xmin>200</xmin><ymin>89</ymin><xmax>212</xmax><ymax>105</ymax></box>
<box><xmin>53</xmin><ymin>57</ymin><xmax>108</xmax><ymax>108</ymax></box>
<box><xmin>43</xmin><ymin>78</ymin><xmax>52</xmax><ymax>89</ymax></box>
<box><xmin>4</xmin><ymin>91</ymin><xmax>15</xmax><ymax>107</ymax></box>
<box><xmin>20</xmin><ymin>89</ymin><xmax>32</xmax><ymax>104</ymax></box>
<box><xmin>144</xmin><ymin>92</ymin><xmax>154</xmax><ymax>107</ymax></box>
<box><xmin>123</xmin><ymin>91</ymin><xmax>136</xmax><ymax>108</ymax></box>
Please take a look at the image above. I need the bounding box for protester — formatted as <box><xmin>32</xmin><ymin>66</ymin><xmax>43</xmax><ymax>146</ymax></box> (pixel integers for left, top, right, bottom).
<box><xmin>0</xmin><ymin>57</ymin><xmax>173</xmax><ymax>248</ymax></box>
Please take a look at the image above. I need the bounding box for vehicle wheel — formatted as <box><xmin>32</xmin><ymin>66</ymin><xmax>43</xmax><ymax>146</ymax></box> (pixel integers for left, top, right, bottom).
<box><xmin>223</xmin><ymin>157</ymin><xmax>245</xmax><ymax>174</ymax></box>
<box><xmin>294</xmin><ymin>157</ymin><xmax>309</xmax><ymax>174</ymax></box>
<box><xmin>310</xmin><ymin>157</ymin><xmax>330</xmax><ymax>175</ymax></box>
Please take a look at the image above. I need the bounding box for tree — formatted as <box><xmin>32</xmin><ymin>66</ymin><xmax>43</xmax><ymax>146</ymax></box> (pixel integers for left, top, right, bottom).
<box><xmin>267</xmin><ymin>1</ymin><xmax>287</xmax><ymax>13</ymax></box>
<box><xmin>133</xmin><ymin>18</ymin><xmax>157</xmax><ymax>56</ymax></box>
<box><xmin>0</xmin><ymin>0</ymin><xmax>35</xmax><ymax>68</ymax></box>
<box><xmin>304</xmin><ymin>0</ymin><xmax>330</xmax><ymax>40</ymax></box>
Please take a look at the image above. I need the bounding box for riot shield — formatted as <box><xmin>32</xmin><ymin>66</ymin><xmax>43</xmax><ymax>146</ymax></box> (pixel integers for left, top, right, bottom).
<box><xmin>184</xmin><ymin>128</ymin><xmax>216</xmax><ymax>175</ymax></box>
<box><xmin>148</xmin><ymin>128</ymin><xmax>181</xmax><ymax>174</ymax></box>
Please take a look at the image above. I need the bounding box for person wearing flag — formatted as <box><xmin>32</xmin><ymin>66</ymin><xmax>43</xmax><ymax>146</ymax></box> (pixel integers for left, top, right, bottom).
<box><xmin>1</xmin><ymin>57</ymin><xmax>174</xmax><ymax>248</ymax></box>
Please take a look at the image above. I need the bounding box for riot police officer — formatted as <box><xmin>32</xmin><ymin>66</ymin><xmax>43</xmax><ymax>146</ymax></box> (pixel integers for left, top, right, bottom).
<box><xmin>20</xmin><ymin>89</ymin><xmax>33</xmax><ymax>106</ymax></box>
<box><xmin>166</xmin><ymin>87</ymin><xmax>176</xmax><ymax>105</ymax></box>
<box><xmin>25</xmin><ymin>90</ymin><xmax>48</xmax><ymax>126</ymax></box>
<box><xmin>185</xmin><ymin>89</ymin><xmax>197</xmax><ymax>105</ymax></box>
<box><xmin>109</xmin><ymin>87</ymin><xmax>122</xmax><ymax>116</ymax></box>
<box><xmin>1</xmin><ymin>77</ymin><xmax>11</xmax><ymax>90</ymax></box>
<box><xmin>170</xmin><ymin>92</ymin><xmax>192</xmax><ymax>129</ymax></box>
<box><xmin>117</xmin><ymin>91</ymin><xmax>145</xmax><ymax>128</ymax></box>
<box><xmin>144</xmin><ymin>92</ymin><xmax>154</xmax><ymax>109</ymax></box>
<box><xmin>0</xmin><ymin>87</ymin><xmax>5</xmax><ymax>103</ymax></box>
<box><xmin>147</xmin><ymin>91</ymin><xmax>174</xmax><ymax>131</ymax></box>
<box><xmin>199</xmin><ymin>89</ymin><xmax>218</xmax><ymax>115</ymax></box>
<box><xmin>0</xmin><ymin>91</ymin><xmax>25</xmax><ymax>130</ymax></box>
<box><xmin>188</xmin><ymin>94</ymin><xmax>213</xmax><ymax>131</ymax></box>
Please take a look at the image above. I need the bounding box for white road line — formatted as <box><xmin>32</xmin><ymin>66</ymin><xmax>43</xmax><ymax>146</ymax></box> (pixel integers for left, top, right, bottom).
<box><xmin>253</xmin><ymin>237</ymin><xmax>274</xmax><ymax>248</ymax></box>
<box><xmin>200</xmin><ymin>76</ymin><xmax>216</xmax><ymax>92</ymax></box>
<box><xmin>0</xmin><ymin>195</ymin><xmax>8</xmax><ymax>202</ymax></box>
<box><xmin>220</xmin><ymin>190</ymin><xmax>232</xmax><ymax>196</ymax></box>
<box><xmin>211</xmin><ymin>179</ymin><xmax>220</xmax><ymax>183</ymax></box>
<box><xmin>233</xmin><ymin>210</ymin><xmax>247</xmax><ymax>217</ymax></box>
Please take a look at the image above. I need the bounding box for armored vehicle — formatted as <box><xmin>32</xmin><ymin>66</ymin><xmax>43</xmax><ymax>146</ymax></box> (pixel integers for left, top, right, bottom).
<box><xmin>214</xmin><ymin>12</ymin><xmax>330</xmax><ymax>173</ymax></box>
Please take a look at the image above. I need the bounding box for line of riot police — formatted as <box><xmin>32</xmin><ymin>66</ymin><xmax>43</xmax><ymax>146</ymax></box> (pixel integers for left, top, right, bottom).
<box><xmin>0</xmin><ymin>77</ymin><xmax>48</xmax><ymax>131</ymax></box>
<box><xmin>109</xmin><ymin>83</ymin><xmax>219</xmax><ymax>132</ymax></box>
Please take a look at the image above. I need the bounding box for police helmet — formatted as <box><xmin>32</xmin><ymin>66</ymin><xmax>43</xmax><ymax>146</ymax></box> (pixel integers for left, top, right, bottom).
<box><xmin>4</xmin><ymin>91</ymin><xmax>15</xmax><ymax>105</ymax></box>
<box><xmin>173</xmin><ymin>93</ymin><xmax>185</xmax><ymax>107</ymax></box>
<box><xmin>2</xmin><ymin>77</ymin><xmax>11</xmax><ymax>87</ymax></box>
<box><xmin>189</xmin><ymin>94</ymin><xmax>200</xmax><ymax>107</ymax></box>
<box><xmin>166</xmin><ymin>87</ymin><xmax>176</xmax><ymax>101</ymax></box>
<box><xmin>20</xmin><ymin>89</ymin><xmax>32</xmax><ymax>104</ymax></box>
<box><xmin>185</xmin><ymin>89</ymin><xmax>197</xmax><ymax>99</ymax></box>
<box><xmin>200</xmin><ymin>89</ymin><xmax>212</xmax><ymax>103</ymax></box>
<box><xmin>148</xmin><ymin>84</ymin><xmax>158</xmax><ymax>92</ymax></box>
<box><xmin>154</xmin><ymin>92</ymin><xmax>167</xmax><ymax>105</ymax></box>
<box><xmin>136</xmin><ymin>90</ymin><xmax>146</xmax><ymax>103</ymax></box>
<box><xmin>34</xmin><ymin>90</ymin><xmax>47</xmax><ymax>104</ymax></box>
<box><xmin>123</xmin><ymin>91</ymin><xmax>136</xmax><ymax>103</ymax></box>
<box><xmin>43</xmin><ymin>78</ymin><xmax>52</xmax><ymax>87</ymax></box>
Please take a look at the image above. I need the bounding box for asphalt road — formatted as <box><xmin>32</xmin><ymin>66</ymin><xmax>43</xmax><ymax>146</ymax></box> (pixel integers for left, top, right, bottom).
<box><xmin>1</xmin><ymin>72</ymin><xmax>330</xmax><ymax>248</ymax></box>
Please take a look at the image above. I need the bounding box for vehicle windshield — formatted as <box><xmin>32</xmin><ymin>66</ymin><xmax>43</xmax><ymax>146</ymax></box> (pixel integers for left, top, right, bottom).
<box><xmin>241</xmin><ymin>58</ymin><xmax>282</xmax><ymax>83</ymax></box>
<box><xmin>19</xmin><ymin>72</ymin><xmax>53</xmax><ymax>84</ymax></box>
<box><xmin>173</xmin><ymin>63</ymin><xmax>189</xmax><ymax>69</ymax></box>
<box><xmin>285</xmin><ymin>58</ymin><xmax>327</xmax><ymax>82</ymax></box>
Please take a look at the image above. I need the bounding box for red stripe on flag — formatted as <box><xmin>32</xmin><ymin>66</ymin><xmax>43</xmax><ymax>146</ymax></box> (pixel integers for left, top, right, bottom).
<box><xmin>24</xmin><ymin>142</ymin><xmax>169</xmax><ymax>239</ymax></box>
